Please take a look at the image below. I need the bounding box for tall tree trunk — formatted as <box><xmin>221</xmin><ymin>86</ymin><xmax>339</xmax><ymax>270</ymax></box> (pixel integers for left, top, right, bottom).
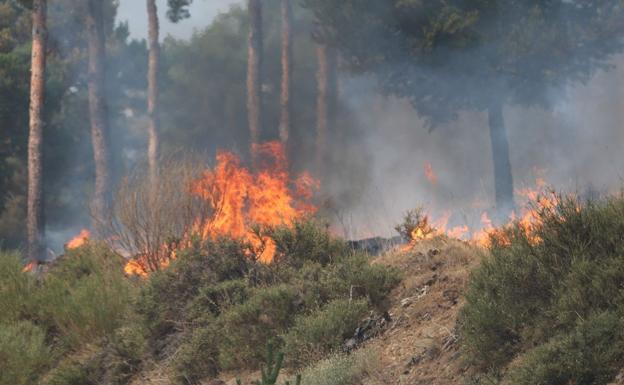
<box><xmin>315</xmin><ymin>44</ymin><xmax>337</xmax><ymax>176</ymax></box>
<box><xmin>86</xmin><ymin>0</ymin><xmax>112</xmax><ymax>234</ymax></box>
<box><xmin>279</xmin><ymin>0</ymin><xmax>293</xmax><ymax>145</ymax></box>
<box><xmin>146</xmin><ymin>0</ymin><xmax>160</xmax><ymax>184</ymax></box>
<box><xmin>488</xmin><ymin>102</ymin><xmax>515</xmax><ymax>216</ymax></box>
<box><xmin>247</xmin><ymin>0</ymin><xmax>263</xmax><ymax>157</ymax></box>
<box><xmin>27</xmin><ymin>0</ymin><xmax>47</xmax><ymax>263</ymax></box>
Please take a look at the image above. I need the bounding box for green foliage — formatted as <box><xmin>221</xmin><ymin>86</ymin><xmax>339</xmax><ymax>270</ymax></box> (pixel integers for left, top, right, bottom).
<box><xmin>43</xmin><ymin>328</ymin><xmax>145</xmax><ymax>385</ymax></box>
<box><xmin>136</xmin><ymin>240</ymin><xmax>251</xmax><ymax>341</ymax></box>
<box><xmin>506</xmin><ymin>312</ymin><xmax>624</xmax><ymax>385</ymax></box>
<box><xmin>217</xmin><ymin>285</ymin><xmax>299</xmax><ymax>369</ymax></box>
<box><xmin>171</xmin><ymin>324</ymin><xmax>220</xmax><ymax>385</ymax></box>
<box><xmin>37</xmin><ymin>244</ymin><xmax>135</xmax><ymax>348</ymax></box>
<box><xmin>0</xmin><ymin>321</ymin><xmax>50</xmax><ymax>385</ymax></box>
<box><xmin>303</xmin><ymin>0</ymin><xmax>624</xmax><ymax>123</ymax></box>
<box><xmin>460</xmin><ymin>194</ymin><xmax>624</xmax><ymax>383</ymax></box>
<box><xmin>270</xmin><ymin>220</ymin><xmax>348</xmax><ymax>267</ymax></box>
<box><xmin>236</xmin><ymin>343</ymin><xmax>302</xmax><ymax>385</ymax></box>
<box><xmin>394</xmin><ymin>207</ymin><xmax>432</xmax><ymax>241</ymax></box>
<box><xmin>283</xmin><ymin>299</ymin><xmax>369</xmax><ymax>367</ymax></box>
<box><xmin>0</xmin><ymin>252</ymin><xmax>37</xmax><ymax>323</ymax></box>
<box><xmin>299</xmin><ymin>348</ymin><xmax>375</xmax><ymax>385</ymax></box>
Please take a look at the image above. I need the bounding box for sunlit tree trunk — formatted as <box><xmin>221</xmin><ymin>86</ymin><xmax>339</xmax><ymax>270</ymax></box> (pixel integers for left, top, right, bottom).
<box><xmin>488</xmin><ymin>101</ymin><xmax>515</xmax><ymax>216</ymax></box>
<box><xmin>86</xmin><ymin>0</ymin><xmax>112</xmax><ymax>234</ymax></box>
<box><xmin>27</xmin><ymin>0</ymin><xmax>47</xmax><ymax>263</ymax></box>
<box><xmin>146</xmin><ymin>0</ymin><xmax>160</xmax><ymax>184</ymax></box>
<box><xmin>247</xmin><ymin>0</ymin><xmax>263</xmax><ymax>158</ymax></box>
<box><xmin>279</xmin><ymin>0</ymin><xmax>293</xmax><ymax>145</ymax></box>
<box><xmin>315</xmin><ymin>44</ymin><xmax>337</xmax><ymax>176</ymax></box>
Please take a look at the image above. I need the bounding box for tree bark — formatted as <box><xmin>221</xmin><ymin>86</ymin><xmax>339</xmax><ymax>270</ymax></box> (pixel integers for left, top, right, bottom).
<box><xmin>247</xmin><ymin>0</ymin><xmax>263</xmax><ymax>157</ymax></box>
<box><xmin>27</xmin><ymin>0</ymin><xmax>47</xmax><ymax>263</ymax></box>
<box><xmin>86</xmin><ymin>0</ymin><xmax>112</xmax><ymax>234</ymax></box>
<box><xmin>279</xmin><ymin>0</ymin><xmax>293</xmax><ymax>145</ymax></box>
<box><xmin>146</xmin><ymin>0</ymin><xmax>160</xmax><ymax>184</ymax></box>
<box><xmin>488</xmin><ymin>102</ymin><xmax>515</xmax><ymax>215</ymax></box>
<box><xmin>315</xmin><ymin>44</ymin><xmax>337</xmax><ymax>176</ymax></box>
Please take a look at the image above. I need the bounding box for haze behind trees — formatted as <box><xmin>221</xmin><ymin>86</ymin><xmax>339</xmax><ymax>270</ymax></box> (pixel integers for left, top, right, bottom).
<box><xmin>3</xmin><ymin>0</ymin><xmax>624</xmax><ymax>256</ymax></box>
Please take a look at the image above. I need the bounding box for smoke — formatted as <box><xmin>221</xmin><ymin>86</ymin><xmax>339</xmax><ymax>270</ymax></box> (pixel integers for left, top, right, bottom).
<box><xmin>328</xmin><ymin>55</ymin><xmax>624</xmax><ymax>239</ymax></box>
<box><xmin>36</xmin><ymin>0</ymin><xmax>624</xmax><ymax>254</ymax></box>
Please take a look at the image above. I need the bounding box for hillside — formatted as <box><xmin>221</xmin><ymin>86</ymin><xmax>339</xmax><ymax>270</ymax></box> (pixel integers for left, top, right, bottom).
<box><xmin>186</xmin><ymin>237</ymin><xmax>478</xmax><ymax>385</ymax></box>
<box><xmin>361</xmin><ymin>238</ymin><xmax>480</xmax><ymax>385</ymax></box>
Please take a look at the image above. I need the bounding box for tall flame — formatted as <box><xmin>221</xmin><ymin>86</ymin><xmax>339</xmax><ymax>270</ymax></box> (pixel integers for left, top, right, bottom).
<box><xmin>124</xmin><ymin>141</ymin><xmax>318</xmax><ymax>276</ymax></box>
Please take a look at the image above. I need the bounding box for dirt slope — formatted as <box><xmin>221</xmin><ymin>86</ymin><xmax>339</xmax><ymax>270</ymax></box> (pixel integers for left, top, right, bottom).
<box><xmin>361</xmin><ymin>237</ymin><xmax>482</xmax><ymax>385</ymax></box>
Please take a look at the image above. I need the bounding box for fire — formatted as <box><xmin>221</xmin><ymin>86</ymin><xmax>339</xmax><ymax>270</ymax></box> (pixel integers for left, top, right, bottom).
<box><xmin>124</xmin><ymin>141</ymin><xmax>318</xmax><ymax>275</ymax></box>
<box><xmin>424</xmin><ymin>162</ymin><xmax>438</xmax><ymax>186</ymax></box>
<box><xmin>22</xmin><ymin>262</ymin><xmax>35</xmax><ymax>273</ymax></box>
<box><xmin>66</xmin><ymin>229</ymin><xmax>90</xmax><ymax>249</ymax></box>
<box><xmin>402</xmin><ymin>177</ymin><xmax>563</xmax><ymax>249</ymax></box>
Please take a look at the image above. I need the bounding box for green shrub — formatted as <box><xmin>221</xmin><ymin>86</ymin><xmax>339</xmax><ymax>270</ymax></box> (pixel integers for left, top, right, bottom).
<box><xmin>293</xmin><ymin>255</ymin><xmax>400</xmax><ymax>309</ymax></box>
<box><xmin>186</xmin><ymin>278</ymin><xmax>249</xmax><ymax>319</ymax></box>
<box><xmin>37</xmin><ymin>244</ymin><xmax>135</xmax><ymax>348</ymax></box>
<box><xmin>0</xmin><ymin>252</ymin><xmax>37</xmax><ymax>323</ymax></box>
<box><xmin>171</xmin><ymin>324</ymin><xmax>220</xmax><ymax>385</ymax></box>
<box><xmin>269</xmin><ymin>220</ymin><xmax>348</xmax><ymax>267</ymax></box>
<box><xmin>460</xmin><ymin>194</ymin><xmax>624</xmax><ymax>383</ymax></box>
<box><xmin>218</xmin><ymin>285</ymin><xmax>299</xmax><ymax>369</ymax></box>
<box><xmin>299</xmin><ymin>348</ymin><xmax>376</xmax><ymax>385</ymax></box>
<box><xmin>43</xmin><ymin>326</ymin><xmax>145</xmax><ymax>385</ymax></box>
<box><xmin>0</xmin><ymin>321</ymin><xmax>50</xmax><ymax>385</ymax></box>
<box><xmin>137</xmin><ymin>239</ymin><xmax>251</xmax><ymax>340</ymax></box>
<box><xmin>507</xmin><ymin>312</ymin><xmax>624</xmax><ymax>385</ymax></box>
<box><xmin>283</xmin><ymin>299</ymin><xmax>368</xmax><ymax>366</ymax></box>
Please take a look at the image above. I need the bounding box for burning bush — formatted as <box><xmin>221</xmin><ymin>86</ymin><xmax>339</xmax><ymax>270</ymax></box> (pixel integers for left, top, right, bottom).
<box><xmin>460</xmin><ymin>193</ymin><xmax>624</xmax><ymax>384</ymax></box>
<box><xmin>109</xmin><ymin>142</ymin><xmax>319</xmax><ymax>277</ymax></box>
<box><xmin>104</xmin><ymin>157</ymin><xmax>213</xmax><ymax>276</ymax></box>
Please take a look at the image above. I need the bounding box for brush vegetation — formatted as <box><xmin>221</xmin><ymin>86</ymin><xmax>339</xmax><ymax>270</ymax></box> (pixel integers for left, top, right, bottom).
<box><xmin>0</xmin><ymin>220</ymin><xmax>399</xmax><ymax>385</ymax></box>
<box><xmin>460</xmin><ymin>193</ymin><xmax>624</xmax><ymax>384</ymax></box>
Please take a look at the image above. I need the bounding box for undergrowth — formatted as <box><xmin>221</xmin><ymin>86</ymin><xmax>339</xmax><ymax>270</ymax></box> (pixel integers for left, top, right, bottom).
<box><xmin>460</xmin><ymin>193</ymin><xmax>624</xmax><ymax>384</ymax></box>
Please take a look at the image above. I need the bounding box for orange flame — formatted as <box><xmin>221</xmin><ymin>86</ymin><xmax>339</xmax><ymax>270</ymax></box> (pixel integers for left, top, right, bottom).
<box><xmin>66</xmin><ymin>229</ymin><xmax>90</xmax><ymax>249</ymax></box>
<box><xmin>401</xmin><ymin>177</ymin><xmax>562</xmax><ymax>250</ymax></box>
<box><xmin>124</xmin><ymin>141</ymin><xmax>318</xmax><ymax>275</ymax></box>
<box><xmin>424</xmin><ymin>162</ymin><xmax>438</xmax><ymax>186</ymax></box>
<box><xmin>22</xmin><ymin>262</ymin><xmax>35</xmax><ymax>273</ymax></box>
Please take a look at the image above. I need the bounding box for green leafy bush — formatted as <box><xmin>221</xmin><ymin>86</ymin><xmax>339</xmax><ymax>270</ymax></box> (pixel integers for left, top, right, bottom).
<box><xmin>37</xmin><ymin>244</ymin><xmax>135</xmax><ymax>348</ymax></box>
<box><xmin>269</xmin><ymin>220</ymin><xmax>348</xmax><ymax>267</ymax></box>
<box><xmin>136</xmin><ymin>239</ymin><xmax>251</xmax><ymax>341</ymax></box>
<box><xmin>300</xmin><ymin>348</ymin><xmax>376</xmax><ymax>385</ymax></box>
<box><xmin>292</xmin><ymin>254</ymin><xmax>400</xmax><ymax>309</ymax></box>
<box><xmin>171</xmin><ymin>324</ymin><xmax>220</xmax><ymax>385</ymax></box>
<box><xmin>460</xmin><ymin>194</ymin><xmax>624</xmax><ymax>383</ymax></box>
<box><xmin>0</xmin><ymin>321</ymin><xmax>50</xmax><ymax>385</ymax></box>
<box><xmin>283</xmin><ymin>298</ymin><xmax>369</xmax><ymax>366</ymax></box>
<box><xmin>217</xmin><ymin>285</ymin><xmax>299</xmax><ymax>369</ymax></box>
<box><xmin>0</xmin><ymin>252</ymin><xmax>37</xmax><ymax>323</ymax></box>
<box><xmin>506</xmin><ymin>312</ymin><xmax>624</xmax><ymax>385</ymax></box>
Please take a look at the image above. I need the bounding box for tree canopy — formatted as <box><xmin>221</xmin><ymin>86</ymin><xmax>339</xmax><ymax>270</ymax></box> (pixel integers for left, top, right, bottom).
<box><xmin>303</xmin><ymin>0</ymin><xmax>624</xmax><ymax>124</ymax></box>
